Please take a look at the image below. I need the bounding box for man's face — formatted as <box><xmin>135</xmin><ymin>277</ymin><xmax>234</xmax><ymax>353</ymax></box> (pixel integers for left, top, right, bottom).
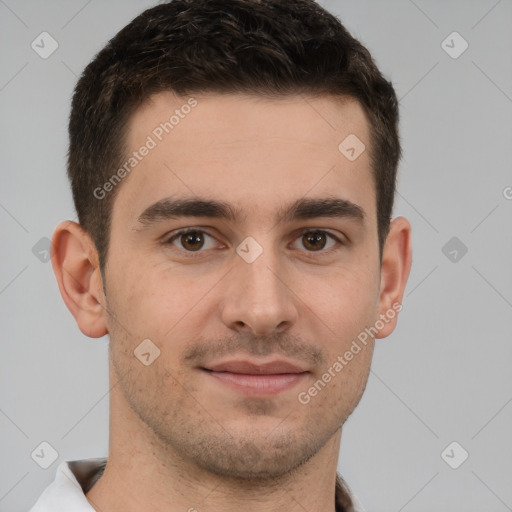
<box><xmin>102</xmin><ymin>92</ymin><xmax>383</xmax><ymax>479</ymax></box>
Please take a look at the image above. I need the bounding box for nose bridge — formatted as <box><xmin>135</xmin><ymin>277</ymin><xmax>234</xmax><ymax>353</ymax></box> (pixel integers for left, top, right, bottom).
<box><xmin>221</xmin><ymin>236</ymin><xmax>297</xmax><ymax>334</ymax></box>
<box><xmin>244</xmin><ymin>250</ymin><xmax>282</xmax><ymax>300</ymax></box>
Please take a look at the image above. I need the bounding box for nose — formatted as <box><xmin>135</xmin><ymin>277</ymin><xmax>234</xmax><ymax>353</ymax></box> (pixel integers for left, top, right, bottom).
<box><xmin>220</xmin><ymin>245</ymin><xmax>299</xmax><ymax>336</ymax></box>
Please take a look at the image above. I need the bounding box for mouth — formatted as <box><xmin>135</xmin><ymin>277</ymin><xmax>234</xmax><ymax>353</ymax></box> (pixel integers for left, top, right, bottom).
<box><xmin>200</xmin><ymin>359</ymin><xmax>309</xmax><ymax>396</ymax></box>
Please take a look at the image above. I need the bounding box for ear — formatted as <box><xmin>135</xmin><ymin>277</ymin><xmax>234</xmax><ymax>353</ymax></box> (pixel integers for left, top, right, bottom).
<box><xmin>51</xmin><ymin>221</ymin><xmax>108</xmax><ymax>338</ymax></box>
<box><xmin>375</xmin><ymin>216</ymin><xmax>412</xmax><ymax>339</ymax></box>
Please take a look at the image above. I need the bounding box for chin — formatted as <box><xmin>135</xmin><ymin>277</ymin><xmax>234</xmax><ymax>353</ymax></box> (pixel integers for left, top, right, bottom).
<box><xmin>166</xmin><ymin>422</ymin><xmax>330</xmax><ymax>482</ymax></box>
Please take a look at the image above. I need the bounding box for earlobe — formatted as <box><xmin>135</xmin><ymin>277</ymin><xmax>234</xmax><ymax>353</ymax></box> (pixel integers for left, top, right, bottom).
<box><xmin>51</xmin><ymin>221</ymin><xmax>108</xmax><ymax>338</ymax></box>
<box><xmin>375</xmin><ymin>216</ymin><xmax>412</xmax><ymax>339</ymax></box>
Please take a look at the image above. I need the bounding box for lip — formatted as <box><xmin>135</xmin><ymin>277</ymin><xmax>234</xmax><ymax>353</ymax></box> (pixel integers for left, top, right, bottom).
<box><xmin>201</xmin><ymin>359</ymin><xmax>309</xmax><ymax>396</ymax></box>
<box><xmin>204</xmin><ymin>359</ymin><xmax>308</xmax><ymax>374</ymax></box>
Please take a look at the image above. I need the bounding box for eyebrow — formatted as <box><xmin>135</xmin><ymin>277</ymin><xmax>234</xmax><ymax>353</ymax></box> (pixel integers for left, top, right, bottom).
<box><xmin>136</xmin><ymin>196</ymin><xmax>365</xmax><ymax>227</ymax></box>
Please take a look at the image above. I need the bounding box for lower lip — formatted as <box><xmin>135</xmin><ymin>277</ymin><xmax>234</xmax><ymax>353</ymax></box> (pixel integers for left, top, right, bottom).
<box><xmin>204</xmin><ymin>370</ymin><xmax>308</xmax><ymax>396</ymax></box>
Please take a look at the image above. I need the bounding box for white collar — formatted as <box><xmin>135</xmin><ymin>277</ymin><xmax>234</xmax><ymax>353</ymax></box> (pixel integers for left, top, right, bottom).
<box><xmin>30</xmin><ymin>458</ymin><xmax>365</xmax><ymax>512</ymax></box>
<box><xmin>29</xmin><ymin>459</ymin><xmax>105</xmax><ymax>511</ymax></box>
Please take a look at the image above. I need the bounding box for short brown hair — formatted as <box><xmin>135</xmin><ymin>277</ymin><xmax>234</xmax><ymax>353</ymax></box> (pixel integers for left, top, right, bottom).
<box><xmin>68</xmin><ymin>0</ymin><xmax>400</xmax><ymax>271</ymax></box>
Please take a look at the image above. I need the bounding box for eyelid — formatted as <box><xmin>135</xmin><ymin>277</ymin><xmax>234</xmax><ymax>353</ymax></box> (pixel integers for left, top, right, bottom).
<box><xmin>292</xmin><ymin>227</ymin><xmax>345</xmax><ymax>242</ymax></box>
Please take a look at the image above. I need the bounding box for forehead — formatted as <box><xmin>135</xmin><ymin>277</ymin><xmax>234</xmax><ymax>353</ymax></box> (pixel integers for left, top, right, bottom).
<box><xmin>129</xmin><ymin>91</ymin><xmax>370</xmax><ymax>151</ymax></box>
<box><xmin>116</xmin><ymin>91</ymin><xmax>375</xmax><ymax>225</ymax></box>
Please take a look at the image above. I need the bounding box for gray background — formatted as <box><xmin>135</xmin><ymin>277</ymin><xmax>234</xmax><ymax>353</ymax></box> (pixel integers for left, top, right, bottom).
<box><xmin>1</xmin><ymin>0</ymin><xmax>511</xmax><ymax>510</ymax></box>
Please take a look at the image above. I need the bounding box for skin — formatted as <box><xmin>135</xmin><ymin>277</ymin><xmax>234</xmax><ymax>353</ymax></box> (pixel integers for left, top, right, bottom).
<box><xmin>51</xmin><ymin>92</ymin><xmax>412</xmax><ymax>512</ymax></box>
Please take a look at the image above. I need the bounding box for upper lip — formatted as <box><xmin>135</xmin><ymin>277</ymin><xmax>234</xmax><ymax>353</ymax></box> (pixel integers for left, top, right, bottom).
<box><xmin>203</xmin><ymin>359</ymin><xmax>309</xmax><ymax>375</ymax></box>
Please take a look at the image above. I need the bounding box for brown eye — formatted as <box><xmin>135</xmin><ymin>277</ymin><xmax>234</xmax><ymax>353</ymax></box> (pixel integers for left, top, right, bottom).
<box><xmin>291</xmin><ymin>230</ymin><xmax>340</xmax><ymax>253</ymax></box>
<box><xmin>166</xmin><ymin>229</ymin><xmax>218</xmax><ymax>253</ymax></box>
<box><xmin>180</xmin><ymin>231</ymin><xmax>205</xmax><ymax>251</ymax></box>
<box><xmin>302</xmin><ymin>231</ymin><xmax>328</xmax><ymax>251</ymax></box>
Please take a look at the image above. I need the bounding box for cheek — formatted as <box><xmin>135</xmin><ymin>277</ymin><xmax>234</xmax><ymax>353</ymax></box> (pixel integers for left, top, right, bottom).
<box><xmin>305</xmin><ymin>262</ymin><xmax>380</xmax><ymax>324</ymax></box>
<box><xmin>109</xmin><ymin>259</ymin><xmax>217</xmax><ymax>344</ymax></box>
<box><xmin>302</xmin><ymin>265</ymin><xmax>379</xmax><ymax>369</ymax></box>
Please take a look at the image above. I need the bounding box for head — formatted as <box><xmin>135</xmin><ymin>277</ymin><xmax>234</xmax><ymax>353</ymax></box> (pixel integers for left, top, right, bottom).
<box><xmin>68</xmin><ymin>0</ymin><xmax>401</xmax><ymax>272</ymax></box>
<box><xmin>53</xmin><ymin>0</ymin><xmax>411</xmax><ymax>481</ymax></box>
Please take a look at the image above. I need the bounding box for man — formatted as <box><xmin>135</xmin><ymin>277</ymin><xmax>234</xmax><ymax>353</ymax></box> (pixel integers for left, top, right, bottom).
<box><xmin>30</xmin><ymin>0</ymin><xmax>412</xmax><ymax>511</ymax></box>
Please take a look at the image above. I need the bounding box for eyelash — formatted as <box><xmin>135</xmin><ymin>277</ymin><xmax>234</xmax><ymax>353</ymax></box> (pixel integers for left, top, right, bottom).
<box><xmin>163</xmin><ymin>227</ymin><xmax>345</xmax><ymax>257</ymax></box>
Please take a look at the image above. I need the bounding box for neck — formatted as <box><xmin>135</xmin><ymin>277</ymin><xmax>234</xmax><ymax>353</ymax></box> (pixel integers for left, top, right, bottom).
<box><xmin>86</xmin><ymin>382</ymin><xmax>343</xmax><ymax>512</ymax></box>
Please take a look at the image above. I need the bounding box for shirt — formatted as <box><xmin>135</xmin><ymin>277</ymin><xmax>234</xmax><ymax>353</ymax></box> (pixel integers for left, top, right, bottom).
<box><xmin>29</xmin><ymin>457</ymin><xmax>365</xmax><ymax>512</ymax></box>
